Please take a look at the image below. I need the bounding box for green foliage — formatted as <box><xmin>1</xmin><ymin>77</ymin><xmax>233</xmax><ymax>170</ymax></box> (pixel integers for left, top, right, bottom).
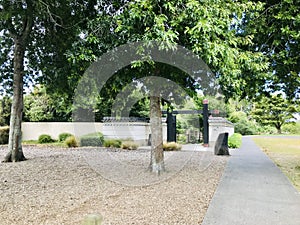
<box><xmin>104</xmin><ymin>139</ymin><xmax>122</xmax><ymax>148</ymax></box>
<box><xmin>0</xmin><ymin>126</ymin><xmax>9</xmax><ymax>145</ymax></box>
<box><xmin>0</xmin><ymin>96</ymin><xmax>12</xmax><ymax>126</ymax></box>
<box><xmin>64</xmin><ymin>136</ymin><xmax>78</xmax><ymax>148</ymax></box>
<box><xmin>282</xmin><ymin>122</ymin><xmax>300</xmax><ymax>134</ymax></box>
<box><xmin>24</xmin><ymin>93</ymin><xmax>54</xmax><ymax>122</ymax></box>
<box><xmin>38</xmin><ymin>134</ymin><xmax>54</xmax><ymax>144</ymax></box>
<box><xmin>257</xmin><ymin>125</ymin><xmax>277</xmax><ymax>135</ymax></box>
<box><xmin>80</xmin><ymin>132</ymin><xmax>104</xmax><ymax>147</ymax></box>
<box><xmin>251</xmin><ymin>94</ymin><xmax>297</xmax><ymax>133</ymax></box>
<box><xmin>234</xmin><ymin>119</ymin><xmax>258</xmax><ymax>136</ymax></box>
<box><xmin>121</xmin><ymin>141</ymin><xmax>139</xmax><ymax>150</ymax></box>
<box><xmin>24</xmin><ymin>85</ymin><xmax>72</xmax><ymax>122</ymax></box>
<box><xmin>177</xmin><ymin>134</ymin><xmax>187</xmax><ymax>144</ymax></box>
<box><xmin>58</xmin><ymin>133</ymin><xmax>73</xmax><ymax>142</ymax></box>
<box><xmin>163</xmin><ymin>142</ymin><xmax>182</xmax><ymax>151</ymax></box>
<box><xmin>246</xmin><ymin>0</ymin><xmax>300</xmax><ymax>99</ymax></box>
<box><xmin>228</xmin><ymin>111</ymin><xmax>248</xmax><ymax>124</ymax></box>
<box><xmin>0</xmin><ymin>1</ymin><xmax>99</xmax><ymax>93</ymax></box>
<box><xmin>115</xmin><ymin>0</ymin><xmax>269</xmax><ymax>99</ymax></box>
<box><xmin>228</xmin><ymin>133</ymin><xmax>242</xmax><ymax>149</ymax></box>
<box><xmin>228</xmin><ymin>111</ymin><xmax>258</xmax><ymax>135</ymax></box>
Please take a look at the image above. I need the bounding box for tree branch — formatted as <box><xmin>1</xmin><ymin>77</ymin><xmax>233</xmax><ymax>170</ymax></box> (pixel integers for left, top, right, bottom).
<box><xmin>38</xmin><ymin>0</ymin><xmax>64</xmax><ymax>30</ymax></box>
<box><xmin>20</xmin><ymin>0</ymin><xmax>34</xmax><ymax>43</ymax></box>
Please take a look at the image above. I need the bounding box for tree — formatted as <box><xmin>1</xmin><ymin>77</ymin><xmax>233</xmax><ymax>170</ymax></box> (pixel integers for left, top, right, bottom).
<box><xmin>0</xmin><ymin>0</ymin><xmax>97</xmax><ymax>162</ymax></box>
<box><xmin>251</xmin><ymin>94</ymin><xmax>297</xmax><ymax>134</ymax></box>
<box><xmin>23</xmin><ymin>85</ymin><xmax>72</xmax><ymax>122</ymax></box>
<box><xmin>247</xmin><ymin>0</ymin><xmax>300</xmax><ymax>99</ymax></box>
<box><xmin>112</xmin><ymin>0</ymin><xmax>269</xmax><ymax>173</ymax></box>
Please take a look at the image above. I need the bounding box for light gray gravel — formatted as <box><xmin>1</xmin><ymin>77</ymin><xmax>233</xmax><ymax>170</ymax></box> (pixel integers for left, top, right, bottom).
<box><xmin>0</xmin><ymin>145</ymin><xmax>227</xmax><ymax>225</ymax></box>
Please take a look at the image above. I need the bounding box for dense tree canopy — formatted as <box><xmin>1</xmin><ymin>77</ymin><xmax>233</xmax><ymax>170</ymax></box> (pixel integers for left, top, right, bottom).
<box><xmin>114</xmin><ymin>0</ymin><xmax>269</xmax><ymax>99</ymax></box>
<box><xmin>251</xmin><ymin>94</ymin><xmax>297</xmax><ymax>133</ymax></box>
<box><xmin>249</xmin><ymin>0</ymin><xmax>300</xmax><ymax>99</ymax></box>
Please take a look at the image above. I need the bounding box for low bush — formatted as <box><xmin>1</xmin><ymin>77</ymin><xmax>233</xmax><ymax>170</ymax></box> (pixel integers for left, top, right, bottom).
<box><xmin>80</xmin><ymin>132</ymin><xmax>104</xmax><ymax>147</ymax></box>
<box><xmin>177</xmin><ymin>134</ymin><xmax>187</xmax><ymax>144</ymax></box>
<box><xmin>234</xmin><ymin>119</ymin><xmax>258</xmax><ymax>135</ymax></box>
<box><xmin>282</xmin><ymin>122</ymin><xmax>300</xmax><ymax>134</ymax></box>
<box><xmin>104</xmin><ymin>139</ymin><xmax>122</xmax><ymax>148</ymax></box>
<box><xmin>65</xmin><ymin>135</ymin><xmax>78</xmax><ymax>148</ymax></box>
<box><xmin>163</xmin><ymin>142</ymin><xmax>182</xmax><ymax>151</ymax></box>
<box><xmin>58</xmin><ymin>133</ymin><xmax>73</xmax><ymax>142</ymax></box>
<box><xmin>228</xmin><ymin>133</ymin><xmax>242</xmax><ymax>148</ymax></box>
<box><xmin>257</xmin><ymin>125</ymin><xmax>277</xmax><ymax>135</ymax></box>
<box><xmin>38</xmin><ymin>134</ymin><xmax>54</xmax><ymax>144</ymax></box>
<box><xmin>121</xmin><ymin>141</ymin><xmax>139</xmax><ymax>150</ymax></box>
<box><xmin>0</xmin><ymin>126</ymin><xmax>9</xmax><ymax>145</ymax></box>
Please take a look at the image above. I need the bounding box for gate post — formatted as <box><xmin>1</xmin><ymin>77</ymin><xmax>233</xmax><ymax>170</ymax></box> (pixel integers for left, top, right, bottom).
<box><xmin>167</xmin><ymin>111</ymin><xmax>176</xmax><ymax>142</ymax></box>
<box><xmin>203</xmin><ymin>99</ymin><xmax>209</xmax><ymax>147</ymax></box>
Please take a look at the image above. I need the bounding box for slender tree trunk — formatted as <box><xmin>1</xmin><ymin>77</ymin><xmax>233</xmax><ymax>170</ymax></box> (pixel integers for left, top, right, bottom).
<box><xmin>149</xmin><ymin>95</ymin><xmax>165</xmax><ymax>174</ymax></box>
<box><xmin>2</xmin><ymin>1</ymin><xmax>33</xmax><ymax>162</ymax></box>
<box><xmin>3</xmin><ymin>39</ymin><xmax>26</xmax><ymax>162</ymax></box>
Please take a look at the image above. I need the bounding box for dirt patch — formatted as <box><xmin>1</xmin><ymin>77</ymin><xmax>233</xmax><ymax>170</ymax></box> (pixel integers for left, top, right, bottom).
<box><xmin>0</xmin><ymin>146</ymin><xmax>227</xmax><ymax>225</ymax></box>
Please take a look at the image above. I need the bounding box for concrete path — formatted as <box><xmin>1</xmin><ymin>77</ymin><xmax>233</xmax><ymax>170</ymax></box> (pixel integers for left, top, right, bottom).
<box><xmin>202</xmin><ymin>136</ymin><xmax>300</xmax><ymax>225</ymax></box>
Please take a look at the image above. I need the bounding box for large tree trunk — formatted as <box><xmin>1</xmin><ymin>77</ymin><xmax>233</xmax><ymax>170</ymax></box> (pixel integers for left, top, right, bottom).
<box><xmin>149</xmin><ymin>95</ymin><xmax>165</xmax><ymax>174</ymax></box>
<box><xmin>276</xmin><ymin>126</ymin><xmax>282</xmax><ymax>134</ymax></box>
<box><xmin>2</xmin><ymin>2</ymin><xmax>33</xmax><ymax>162</ymax></box>
<box><xmin>3</xmin><ymin>38</ymin><xmax>26</xmax><ymax>162</ymax></box>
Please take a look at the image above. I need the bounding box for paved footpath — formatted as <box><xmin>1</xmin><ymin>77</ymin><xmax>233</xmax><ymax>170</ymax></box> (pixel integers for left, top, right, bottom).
<box><xmin>202</xmin><ymin>136</ymin><xmax>300</xmax><ymax>225</ymax></box>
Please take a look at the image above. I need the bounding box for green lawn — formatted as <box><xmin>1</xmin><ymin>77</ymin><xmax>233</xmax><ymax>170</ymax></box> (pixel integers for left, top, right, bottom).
<box><xmin>253</xmin><ymin>136</ymin><xmax>300</xmax><ymax>192</ymax></box>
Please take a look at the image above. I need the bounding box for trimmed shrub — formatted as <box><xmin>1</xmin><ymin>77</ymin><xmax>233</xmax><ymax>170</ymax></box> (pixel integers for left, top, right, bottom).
<box><xmin>121</xmin><ymin>141</ymin><xmax>139</xmax><ymax>150</ymax></box>
<box><xmin>58</xmin><ymin>133</ymin><xmax>73</xmax><ymax>142</ymax></box>
<box><xmin>80</xmin><ymin>132</ymin><xmax>104</xmax><ymax>147</ymax></box>
<box><xmin>163</xmin><ymin>142</ymin><xmax>182</xmax><ymax>151</ymax></box>
<box><xmin>104</xmin><ymin>139</ymin><xmax>122</xmax><ymax>148</ymax></box>
<box><xmin>228</xmin><ymin>133</ymin><xmax>242</xmax><ymax>148</ymax></box>
<box><xmin>38</xmin><ymin>134</ymin><xmax>54</xmax><ymax>144</ymax></box>
<box><xmin>0</xmin><ymin>126</ymin><xmax>9</xmax><ymax>145</ymax></box>
<box><xmin>65</xmin><ymin>135</ymin><xmax>78</xmax><ymax>148</ymax></box>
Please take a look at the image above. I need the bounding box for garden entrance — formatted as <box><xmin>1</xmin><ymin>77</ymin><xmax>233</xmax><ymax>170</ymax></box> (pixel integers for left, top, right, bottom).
<box><xmin>162</xmin><ymin>99</ymin><xmax>210</xmax><ymax>146</ymax></box>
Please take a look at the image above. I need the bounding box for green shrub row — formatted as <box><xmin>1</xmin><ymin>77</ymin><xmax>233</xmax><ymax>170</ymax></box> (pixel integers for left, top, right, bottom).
<box><xmin>228</xmin><ymin>133</ymin><xmax>242</xmax><ymax>148</ymax></box>
<box><xmin>35</xmin><ymin>132</ymin><xmax>141</xmax><ymax>149</ymax></box>
<box><xmin>0</xmin><ymin>126</ymin><xmax>9</xmax><ymax>145</ymax></box>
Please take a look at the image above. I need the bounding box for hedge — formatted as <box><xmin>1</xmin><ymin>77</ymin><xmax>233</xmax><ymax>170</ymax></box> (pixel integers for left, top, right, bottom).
<box><xmin>80</xmin><ymin>132</ymin><xmax>104</xmax><ymax>147</ymax></box>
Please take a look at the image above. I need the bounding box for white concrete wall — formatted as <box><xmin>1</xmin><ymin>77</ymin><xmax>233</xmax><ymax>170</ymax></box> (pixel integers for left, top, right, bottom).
<box><xmin>208</xmin><ymin>117</ymin><xmax>234</xmax><ymax>147</ymax></box>
<box><xmin>22</xmin><ymin>122</ymin><xmax>167</xmax><ymax>145</ymax></box>
<box><xmin>22</xmin><ymin>122</ymin><xmax>104</xmax><ymax>140</ymax></box>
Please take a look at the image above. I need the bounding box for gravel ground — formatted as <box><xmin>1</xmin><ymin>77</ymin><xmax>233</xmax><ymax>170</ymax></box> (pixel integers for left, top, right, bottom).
<box><xmin>0</xmin><ymin>145</ymin><xmax>228</xmax><ymax>225</ymax></box>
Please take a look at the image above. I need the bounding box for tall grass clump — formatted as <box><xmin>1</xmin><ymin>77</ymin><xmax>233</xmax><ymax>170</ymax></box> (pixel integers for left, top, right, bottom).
<box><xmin>65</xmin><ymin>135</ymin><xmax>79</xmax><ymax>148</ymax></box>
